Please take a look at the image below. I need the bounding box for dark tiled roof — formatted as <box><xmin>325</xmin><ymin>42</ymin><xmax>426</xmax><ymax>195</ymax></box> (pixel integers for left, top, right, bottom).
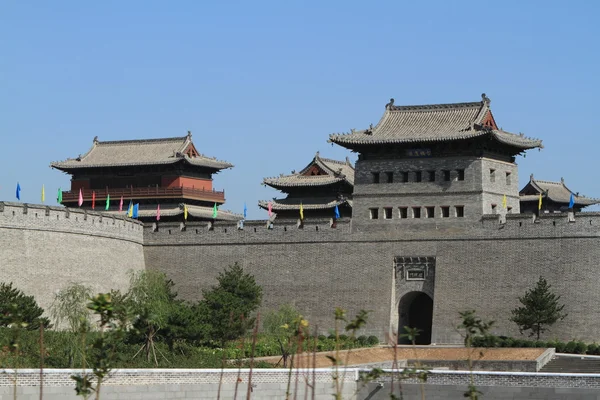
<box><xmin>329</xmin><ymin>95</ymin><xmax>542</xmax><ymax>150</ymax></box>
<box><xmin>103</xmin><ymin>203</ymin><xmax>243</xmax><ymax>221</ymax></box>
<box><xmin>519</xmin><ymin>176</ymin><xmax>599</xmax><ymax>206</ymax></box>
<box><xmin>50</xmin><ymin>133</ymin><xmax>233</xmax><ymax>171</ymax></box>
<box><xmin>263</xmin><ymin>152</ymin><xmax>354</xmax><ymax>188</ymax></box>
<box><xmin>258</xmin><ymin>198</ymin><xmax>351</xmax><ymax>211</ymax></box>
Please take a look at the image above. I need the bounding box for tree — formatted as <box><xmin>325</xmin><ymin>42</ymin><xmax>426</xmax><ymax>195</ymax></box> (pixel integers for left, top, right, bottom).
<box><xmin>50</xmin><ymin>282</ymin><xmax>93</xmax><ymax>332</ymax></box>
<box><xmin>126</xmin><ymin>270</ymin><xmax>177</xmax><ymax>364</ymax></box>
<box><xmin>263</xmin><ymin>304</ymin><xmax>302</xmax><ymax>366</ymax></box>
<box><xmin>201</xmin><ymin>263</ymin><xmax>263</xmax><ymax>345</ymax></box>
<box><xmin>0</xmin><ymin>282</ymin><xmax>50</xmax><ymax>330</ymax></box>
<box><xmin>510</xmin><ymin>276</ymin><xmax>567</xmax><ymax>340</ymax></box>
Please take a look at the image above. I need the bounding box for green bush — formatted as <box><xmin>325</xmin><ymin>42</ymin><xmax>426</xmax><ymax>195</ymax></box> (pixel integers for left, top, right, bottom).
<box><xmin>357</xmin><ymin>335</ymin><xmax>368</xmax><ymax>346</ymax></box>
<box><xmin>338</xmin><ymin>334</ymin><xmax>349</xmax><ymax>341</ymax></box>
<box><xmin>367</xmin><ymin>335</ymin><xmax>379</xmax><ymax>346</ymax></box>
<box><xmin>501</xmin><ymin>337</ymin><xmax>514</xmax><ymax>348</ymax></box>
<box><xmin>564</xmin><ymin>340</ymin><xmax>578</xmax><ymax>353</ymax></box>
<box><xmin>534</xmin><ymin>340</ymin><xmax>546</xmax><ymax>348</ymax></box>
<box><xmin>318</xmin><ymin>335</ymin><xmax>327</xmax><ymax>341</ymax></box>
<box><xmin>555</xmin><ymin>341</ymin><xmax>567</xmax><ymax>353</ymax></box>
<box><xmin>574</xmin><ymin>341</ymin><xmax>587</xmax><ymax>354</ymax></box>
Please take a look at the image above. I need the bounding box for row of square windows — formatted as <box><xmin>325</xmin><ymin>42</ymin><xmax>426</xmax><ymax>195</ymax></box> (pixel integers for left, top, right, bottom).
<box><xmin>371</xmin><ymin>169</ymin><xmax>512</xmax><ymax>184</ymax></box>
<box><xmin>370</xmin><ymin>206</ymin><xmax>465</xmax><ymax>220</ymax></box>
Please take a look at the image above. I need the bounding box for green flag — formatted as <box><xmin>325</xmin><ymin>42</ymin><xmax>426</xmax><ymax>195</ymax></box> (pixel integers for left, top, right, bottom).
<box><xmin>212</xmin><ymin>203</ymin><xmax>218</xmax><ymax>219</ymax></box>
<box><xmin>105</xmin><ymin>194</ymin><xmax>110</xmax><ymax>211</ymax></box>
<box><xmin>57</xmin><ymin>188</ymin><xmax>62</xmax><ymax>204</ymax></box>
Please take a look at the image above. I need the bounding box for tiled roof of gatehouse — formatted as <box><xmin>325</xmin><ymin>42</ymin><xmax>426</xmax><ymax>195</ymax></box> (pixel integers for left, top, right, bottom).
<box><xmin>50</xmin><ymin>133</ymin><xmax>233</xmax><ymax>171</ymax></box>
<box><xmin>329</xmin><ymin>94</ymin><xmax>543</xmax><ymax>150</ymax></box>
<box><xmin>263</xmin><ymin>152</ymin><xmax>354</xmax><ymax>189</ymax></box>
<box><xmin>519</xmin><ymin>175</ymin><xmax>599</xmax><ymax>206</ymax></box>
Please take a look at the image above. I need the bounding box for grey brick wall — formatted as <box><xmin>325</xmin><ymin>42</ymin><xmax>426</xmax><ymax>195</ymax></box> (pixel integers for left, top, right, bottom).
<box><xmin>145</xmin><ymin>210</ymin><xmax>600</xmax><ymax>343</ymax></box>
<box><xmin>0</xmin><ymin>202</ymin><xmax>145</xmax><ymax>315</ymax></box>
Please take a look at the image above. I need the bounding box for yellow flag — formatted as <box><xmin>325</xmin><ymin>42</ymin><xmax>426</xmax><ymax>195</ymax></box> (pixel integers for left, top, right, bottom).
<box><xmin>41</xmin><ymin>185</ymin><xmax>45</xmax><ymax>203</ymax></box>
<box><xmin>127</xmin><ymin>201</ymin><xmax>133</xmax><ymax>217</ymax></box>
<box><xmin>299</xmin><ymin>202</ymin><xmax>304</xmax><ymax>220</ymax></box>
<box><xmin>502</xmin><ymin>194</ymin><xmax>507</xmax><ymax>209</ymax></box>
<box><xmin>184</xmin><ymin>204</ymin><xmax>188</xmax><ymax>220</ymax></box>
<box><xmin>538</xmin><ymin>192</ymin><xmax>542</xmax><ymax>210</ymax></box>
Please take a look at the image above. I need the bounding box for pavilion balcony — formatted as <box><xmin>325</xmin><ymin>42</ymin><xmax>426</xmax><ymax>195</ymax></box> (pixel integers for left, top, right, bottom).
<box><xmin>61</xmin><ymin>186</ymin><xmax>226</xmax><ymax>204</ymax></box>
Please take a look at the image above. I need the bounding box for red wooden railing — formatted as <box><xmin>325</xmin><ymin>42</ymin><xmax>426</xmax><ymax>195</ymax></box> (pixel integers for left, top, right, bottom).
<box><xmin>61</xmin><ymin>186</ymin><xmax>225</xmax><ymax>203</ymax></box>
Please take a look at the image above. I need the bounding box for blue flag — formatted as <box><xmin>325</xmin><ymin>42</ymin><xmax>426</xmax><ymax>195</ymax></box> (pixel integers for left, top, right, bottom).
<box><xmin>15</xmin><ymin>182</ymin><xmax>21</xmax><ymax>201</ymax></box>
<box><xmin>132</xmin><ymin>203</ymin><xmax>139</xmax><ymax>219</ymax></box>
<box><xmin>243</xmin><ymin>202</ymin><xmax>247</xmax><ymax>219</ymax></box>
<box><xmin>569</xmin><ymin>193</ymin><xmax>575</xmax><ymax>209</ymax></box>
<box><xmin>334</xmin><ymin>204</ymin><xmax>340</xmax><ymax>219</ymax></box>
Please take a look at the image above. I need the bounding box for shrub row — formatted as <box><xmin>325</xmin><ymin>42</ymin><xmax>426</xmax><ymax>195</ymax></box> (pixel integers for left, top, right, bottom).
<box><xmin>472</xmin><ymin>335</ymin><xmax>599</xmax><ymax>355</ymax></box>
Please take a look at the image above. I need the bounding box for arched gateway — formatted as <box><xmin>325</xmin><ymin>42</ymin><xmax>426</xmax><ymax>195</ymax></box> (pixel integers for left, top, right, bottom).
<box><xmin>398</xmin><ymin>291</ymin><xmax>433</xmax><ymax>345</ymax></box>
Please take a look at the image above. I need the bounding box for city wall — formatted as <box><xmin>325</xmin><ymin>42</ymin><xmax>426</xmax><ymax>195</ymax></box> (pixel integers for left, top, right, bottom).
<box><xmin>0</xmin><ymin>202</ymin><xmax>145</xmax><ymax>314</ymax></box>
<box><xmin>145</xmin><ymin>212</ymin><xmax>600</xmax><ymax>343</ymax></box>
<box><xmin>2</xmin><ymin>200</ymin><xmax>600</xmax><ymax>343</ymax></box>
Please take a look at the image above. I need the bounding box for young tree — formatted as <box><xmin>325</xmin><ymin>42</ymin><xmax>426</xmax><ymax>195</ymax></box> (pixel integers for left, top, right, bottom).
<box><xmin>510</xmin><ymin>276</ymin><xmax>567</xmax><ymax>340</ymax></box>
<box><xmin>263</xmin><ymin>304</ymin><xmax>302</xmax><ymax>366</ymax></box>
<box><xmin>201</xmin><ymin>263</ymin><xmax>262</xmax><ymax>345</ymax></box>
<box><xmin>0</xmin><ymin>282</ymin><xmax>50</xmax><ymax>330</ymax></box>
<box><xmin>126</xmin><ymin>270</ymin><xmax>177</xmax><ymax>364</ymax></box>
<box><xmin>50</xmin><ymin>282</ymin><xmax>93</xmax><ymax>332</ymax></box>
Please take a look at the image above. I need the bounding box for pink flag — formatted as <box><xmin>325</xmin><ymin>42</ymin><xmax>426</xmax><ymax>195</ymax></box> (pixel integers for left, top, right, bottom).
<box><xmin>119</xmin><ymin>196</ymin><xmax>123</xmax><ymax>212</ymax></box>
<box><xmin>92</xmin><ymin>191</ymin><xmax>96</xmax><ymax>210</ymax></box>
<box><xmin>78</xmin><ymin>189</ymin><xmax>83</xmax><ymax>207</ymax></box>
<box><xmin>156</xmin><ymin>204</ymin><xmax>161</xmax><ymax>221</ymax></box>
<box><xmin>268</xmin><ymin>201</ymin><xmax>272</xmax><ymax>217</ymax></box>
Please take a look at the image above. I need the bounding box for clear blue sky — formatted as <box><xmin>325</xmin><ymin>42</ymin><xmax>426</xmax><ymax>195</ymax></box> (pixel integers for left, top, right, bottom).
<box><xmin>1</xmin><ymin>1</ymin><xmax>599</xmax><ymax>218</ymax></box>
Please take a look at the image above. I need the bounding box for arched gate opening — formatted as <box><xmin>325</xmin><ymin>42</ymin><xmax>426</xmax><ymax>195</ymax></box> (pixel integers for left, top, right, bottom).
<box><xmin>398</xmin><ymin>291</ymin><xmax>433</xmax><ymax>345</ymax></box>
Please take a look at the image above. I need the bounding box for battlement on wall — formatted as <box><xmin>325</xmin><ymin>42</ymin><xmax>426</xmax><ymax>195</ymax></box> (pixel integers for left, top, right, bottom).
<box><xmin>143</xmin><ymin>217</ymin><xmax>353</xmax><ymax>245</ymax></box>
<box><xmin>480</xmin><ymin>211</ymin><xmax>600</xmax><ymax>238</ymax></box>
<box><xmin>0</xmin><ymin>201</ymin><xmax>144</xmax><ymax>243</ymax></box>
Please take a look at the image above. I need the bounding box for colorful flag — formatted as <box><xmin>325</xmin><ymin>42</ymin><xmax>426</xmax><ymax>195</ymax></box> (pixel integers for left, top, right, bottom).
<box><xmin>41</xmin><ymin>185</ymin><xmax>45</xmax><ymax>203</ymax></box>
<box><xmin>57</xmin><ymin>188</ymin><xmax>63</xmax><ymax>204</ymax></box>
<box><xmin>132</xmin><ymin>203</ymin><xmax>139</xmax><ymax>219</ymax></box>
<box><xmin>268</xmin><ymin>201</ymin><xmax>272</xmax><ymax>217</ymax></box>
<box><xmin>156</xmin><ymin>204</ymin><xmax>161</xmax><ymax>221</ymax></box>
<box><xmin>300</xmin><ymin>202</ymin><xmax>304</xmax><ymax>220</ymax></box>
<box><xmin>105</xmin><ymin>194</ymin><xmax>110</xmax><ymax>211</ymax></box>
<box><xmin>119</xmin><ymin>196</ymin><xmax>124</xmax><ymax>212</ymax></box>
<box><xmin>334</xmin><ymin>204</ymin><xmax>340</xmax><ymax>219</ymax></box>
<box><xmin>184</xmin><ymin>204</ymin><xmax>188</xmax><ymax>220</ymax></box>
<box><xmin>569</xmin><ymin>193</ymin><xmax>575</xmax><ymax>209</ymax></box>
<box><xmin>127</xmin><ymin>200</ymin><xmax>133</xmax><ymax>217</ymax></box>
<box><xmin>502</xmin><ymin>194</ymin><xmax>507</xmax><ymax>209</ymax></box>
<box><xmin>16</xmin><ymin>182</ymin><xmax>20</xmax><ymax>201</ymax></box>
<box><xmin>92</xmin><ymin>191</ymin><xmax>96</xmax><ymax>210</ymax></box>
<box><xmin>78</xmin><ymin>188</ymin><xmax>83</xmax><ymax>207</ymax></box>
<box><xmin>212</xmin><ymin>203</ymin><xmax>218</xmax><ymax>219</ymax></box>
<box><xmin>538</xmin><ymin>192</ymin><xmax>542</xmax><ymax>210</ymax></box>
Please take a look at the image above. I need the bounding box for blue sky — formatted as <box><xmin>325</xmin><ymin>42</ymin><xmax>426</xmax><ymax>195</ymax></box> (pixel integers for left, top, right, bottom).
<box><xmin>1</xmin><ymin>1</ymin><xmax>599</xmax><ymax>218</ymax></box>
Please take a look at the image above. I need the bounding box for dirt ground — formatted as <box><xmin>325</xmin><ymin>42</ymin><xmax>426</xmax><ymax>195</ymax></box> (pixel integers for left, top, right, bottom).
<box><xmin>258</xmin><ymin>346</ymin><xmax>546</xmax><ymax>368</ymax></box>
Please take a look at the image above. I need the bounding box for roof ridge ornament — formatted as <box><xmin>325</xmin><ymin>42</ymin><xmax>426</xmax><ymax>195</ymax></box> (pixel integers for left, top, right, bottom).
<box><xmin>93</xmin><ymin>136</ymin><xmax>99</xmax><ymax>144</ymax></box>
<box><xmin>385</xmin><ymin>98</ymin><xmax>395</xmax><ymax>110</ymax></box>
<box><xmin>187</xmin><ymin>130</ymin><xmax>192</xmax><ymax>139</ymax></box>
<box><xmin>481</xmin><ymin>93</ymin><xmax>491</xmax><ymax>105</ymax></box>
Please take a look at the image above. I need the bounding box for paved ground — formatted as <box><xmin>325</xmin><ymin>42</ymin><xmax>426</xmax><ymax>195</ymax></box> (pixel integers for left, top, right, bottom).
<box><xmin>259</xmin><ymin>346</ymin><xmax>546</xmax><ymax>368</ymax></box>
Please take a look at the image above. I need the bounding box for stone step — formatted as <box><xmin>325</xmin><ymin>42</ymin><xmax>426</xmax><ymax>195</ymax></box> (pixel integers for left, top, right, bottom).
<box><xmin>540</xmin><ymin>357</ymin><xmax>600</xmax><ymax>373</ymax></box>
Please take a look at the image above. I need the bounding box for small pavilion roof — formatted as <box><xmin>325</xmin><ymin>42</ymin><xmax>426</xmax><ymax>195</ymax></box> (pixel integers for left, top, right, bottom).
<box><xmin>329</xmin><ymin>94</ymin><xmax>542</xmax><ymax>151</ymax></box>
<box><xmin>263</xmin><ymin>152</ymin><xmax>354</xmax><ymax>189</ymax></box>
<box><xmin>258</xmin><ymin>197</ymin><xmax>352</xmax><ymax>211</ymax></box>
<box><xmin>519</xmin><ymin>175</ymin><xmax>599</xmax><ymax>206</ymax></box>
<box><xmin>104</xmin><ymin>203</ymin><xmax>243</xmax><ymax>221</ymax></box>
<box><xmin>50</xmin><ymin>132</ymin><xmax>233</xmax><ymax>172</ymax></box>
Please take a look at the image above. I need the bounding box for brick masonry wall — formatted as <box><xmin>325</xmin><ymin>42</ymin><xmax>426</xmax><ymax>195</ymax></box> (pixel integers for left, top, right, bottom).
<box><xmin>0</xmin><ymin>202</ymin><xmax>145</xmax><ymax>315</ymax></box>
<box><xmin>145</xmin><ymin>210</ymin><xmax>600</xmax><ymax>343</ymax></box>
<box><xmin>2</xmin><ymin>369</ymin><xmax>600</xmax><ymax>400</ymax></box>
<box><xmin>0</xmin><ymin>368</ymin><xmax>356</xmax><ymax>400</ymax></box>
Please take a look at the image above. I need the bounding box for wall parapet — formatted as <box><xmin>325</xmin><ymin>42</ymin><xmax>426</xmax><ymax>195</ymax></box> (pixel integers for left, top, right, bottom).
<box><xmin>0</xmin><ymin>201</ymin><xmax>143</xmax><ymax>244</ymax></box>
